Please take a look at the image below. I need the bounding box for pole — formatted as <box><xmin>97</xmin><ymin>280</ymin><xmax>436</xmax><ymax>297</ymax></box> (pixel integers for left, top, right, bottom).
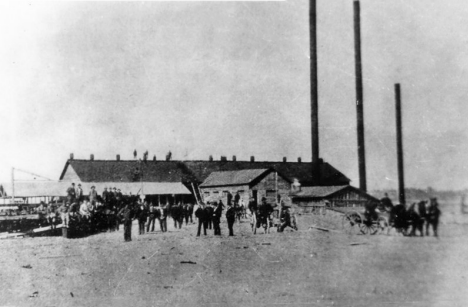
<box><xmin>310</xmin><ymin>0</ymin><xmax>320</xmax><ymax>184</ymax></box>
<box><xmin>395</xmin><ymin>83</ymin><xmax>405</xmax><ymax>205</ymax></box>
<box><xmin>11</xmin><ymin>167</ymin><xmax>15</xmax><ymax>205</ymax></box>
<box><xmin>354</xmin><ymin>0</ymin><xmax>367</xmax><ymax>192</ymax></box>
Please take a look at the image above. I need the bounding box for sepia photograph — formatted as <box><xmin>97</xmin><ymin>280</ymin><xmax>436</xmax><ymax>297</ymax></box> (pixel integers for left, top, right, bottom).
<box><xmin>0</xmin><ymin>0</ymin><xmax>467</xmax><ymax>306</ymax></box>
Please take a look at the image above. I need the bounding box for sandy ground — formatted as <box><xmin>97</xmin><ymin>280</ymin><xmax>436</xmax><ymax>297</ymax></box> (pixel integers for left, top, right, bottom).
<box><xmin>1</xmin><ymin>212</ymin><xmax>467</xmax><ymax>307</ymax></box>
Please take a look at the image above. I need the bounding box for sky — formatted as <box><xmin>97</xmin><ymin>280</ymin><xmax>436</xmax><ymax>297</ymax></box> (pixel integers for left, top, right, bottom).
<box><xmin>0</xmin><ymin>0</ymin><xmax>467</xmax><ymax>190</ymax></box>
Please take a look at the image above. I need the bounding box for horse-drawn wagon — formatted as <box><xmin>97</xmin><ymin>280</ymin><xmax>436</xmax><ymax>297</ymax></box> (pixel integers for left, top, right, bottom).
<box><xmin>341</xmin><ymin>210</ymin><xmax>389</xmax><ymax>235</ymax></box>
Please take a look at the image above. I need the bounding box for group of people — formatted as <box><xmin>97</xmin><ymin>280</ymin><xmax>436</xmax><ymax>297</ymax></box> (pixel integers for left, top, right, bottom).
<box><xmin>36</xmin><ymin>183</ymin><xmax>297</xmax><ymax>241</ymax></box>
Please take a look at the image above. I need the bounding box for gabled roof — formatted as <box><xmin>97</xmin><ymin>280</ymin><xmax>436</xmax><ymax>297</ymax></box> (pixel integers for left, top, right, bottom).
<box><xmin>200</xmin><ymin>169</ymin><xmax>271</xmax><ymax>187</ymax></box>
<box><xmin>59</xmin><ymin>159</ymin><xmax>350</xmax><ymax>187</ymax></box>
<box><xmin>0</xmin><ymin>181</ymin><xmax>191</xmax><ymax>197</ymax></box>
<box><xmin>59</xmin><ymin>160</ymin><xmax>197</xmax><ymax>183</ymax></box>
<box><xmin>291</xmin><ymin>185</ymin><xmax>349</xmax><ymax>198</ymax></box>
<box><xmin>291</xmin><ymin>185</ymin><xmax>378</xmax><ymax>201</ymax></box>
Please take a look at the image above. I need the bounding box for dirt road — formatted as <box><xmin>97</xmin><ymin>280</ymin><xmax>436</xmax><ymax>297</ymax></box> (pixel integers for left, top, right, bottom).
<box><xmin>0</xmin><ymin>214</ymin><xmax>467</xmax><ymax>307</ymax></box>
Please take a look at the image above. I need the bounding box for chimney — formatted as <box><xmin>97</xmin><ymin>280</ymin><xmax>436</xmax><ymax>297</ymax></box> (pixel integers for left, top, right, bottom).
<box><xmin>395</xmin><ymin>83</ymin><xmax>405</xmax><ymax>205</ymax></box>
<box><xmin>232</xmin><ymin>155</ymin><xmax>237</xmax><ymax>161</ymax></box>
<box><xmin>220</xmin><ymin>156</ymin><xmax>227</xmax><ymax>162</ymax></box>
<box><xmin>153</xmin><ymin>155</ymin><xmax>156</xmax><ymax>161</ymax></box>
<box><xmin>298</xmin><ymin>157</ymin><xmax>302</xmax><ymax>163</ymax></box>
<box><xmin>250</xmin><ymin>156</ymin><xmax>255</xmax><ymax>162</ymax></box>
<box><xmin>310</xmin><ymin>0</ymin><xmax>319</xmax><ymax>165</ymax></box>
<box><xmin>209</xmin><ymin>155</ymin><xmax>213</xmax><ymax>162</ymax></box>
<box><xmin>70</xmin><ymin>153</ymin><xmax>74</xmax><ymax>160</ymax></box>
<box><xmin>283</xmin><ymin>157</ymin><xmax>287</xmax><ymax>163</ymax></box>
<box><xmin>310</xmin><ymin>0</ymin><xmax>321</xmax><ymax>185</ymax></box>
<box><xmin>90</xmin><ymin>154</ymin><xmax>94</xmax><ymax>161</ymax></box>
<box><xmin>354</xmin><ymin>0</ymin><xmax>367</xmax><ymax>192</ymax></box>
<box><xmin>116</xmin><ymin>154</ymin><xmax>120</xmax><ymax>161</ymax></box>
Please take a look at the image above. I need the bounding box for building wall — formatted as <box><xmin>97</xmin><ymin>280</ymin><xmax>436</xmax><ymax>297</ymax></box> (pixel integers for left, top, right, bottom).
<box><xmin>292</xmin><ymin>188</ymin><xmax>374</xmax><ymax>208</ymax></box>
<box><xmin>61</xmin><ymin>165</ymin><xmax>80</xmax><ymax>182</ymax></box>
<box><xmin>200</xmin><ymin>184</ymin><xmax>250</xmax><ymax>205</ymax></box>
<box><xmin>200</xmin><ymin>173</ymin><xmax>291</xmax><ymax>205</ymax></box>
<box><xmin>252</xmin><ymin>172</ymin><xmax>291</xmax><ymax>204</ymax></box>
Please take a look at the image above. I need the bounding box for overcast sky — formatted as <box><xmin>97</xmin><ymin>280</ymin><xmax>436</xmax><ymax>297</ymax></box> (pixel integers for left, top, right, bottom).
<box><xmin>0</xmin><ymin>0</ymin><xmax>466</xmax><ymax>190</ymax></box>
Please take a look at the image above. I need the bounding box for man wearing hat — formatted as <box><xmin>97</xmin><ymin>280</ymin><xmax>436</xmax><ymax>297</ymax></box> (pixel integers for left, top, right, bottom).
<box><xmin>118</xmin><ymin>203</ymin><xmax>134</xmax><ymax>242</ymax></box>
<box><xmin>89</xmin><ymin>186</ymin><xmax>98</xmax><ymax>205</ymax></box>
<box><xmin>102</xmin><ymin>187</ymin><xmax>109</xmax><ymax>205</ymax></box>
<box><xmin>75</xmin><ymin>184</ymin><xmax>83</xmax><ymax>203</ymax></box>
<box><xmin>66</xmin><ymin>183</ymin><xmax>76</xmax><ymax>204</ymax></box>
<box><xmin>226</xmin><ymin>202</ymin><xmax>236</xmax><ymax>236</ymax></box>
<box><xmin>195</xmin><ymin>203</ymin><xmax>208</xmax><ymax>236</ymax></box>
<box><xmin>213</xmin><ymin>201</ymin><xmax>223</xmax><ymax>236</ymax></box>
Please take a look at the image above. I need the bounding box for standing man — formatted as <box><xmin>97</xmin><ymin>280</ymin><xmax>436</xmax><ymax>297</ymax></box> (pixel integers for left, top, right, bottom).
<box><xmin>136</xmin><ymin>201</ymin><xmax>148</xmax><ymax>235</ymax></box>
<box><xmin>226</xmin><ymin>203</ymin><xmax>236</xmax><ymax>236</ymax></box>
<box><xmin>66</xmin><ymin>183</ymin><xmax>76</xmax><ymax>204</ymax></box>
<box><xmin>213</xmin><ymin>201</ymin><xmax>223</xmax><ymax>236</ymax></box>
<box><xmin>205</xmin><ymin>202</ymin><xmax>214</xmax><ymax>230</ymax></box>
<box><xmin>76</xmin><ymin>184</ymin><xmax>84</xmax><ymax>203</ymax></box>
<box><xmin>59</xmin><ymin>202</ymin><xmax>70</xmax><ymax>228</ymax></box>
<box><xmin>195</xmin><ymin>203</ymin><xmax>208</xmax><ymax>236</ymax></box>
<box><xmin>159</xmin><ymin>204</ymin><xmax>168</xmax><ymax>232</ymax></box>
<box><xmin>89</xmin><ymin>186</ymin><xmax>98</xmax><ymax>205</ymax></box>
<box><xmin>146</xmin><ymin>202</ymin><xmax>157</xmax><ymax>232</ymax></box>
<box><xmin>102</xmin><ymin>187</ymin><xmax>109</xmax><ymax>206</ymax></box>
<box><xmin>118</xmin><ymin>204</ymin><xmax>134</xmax><ymax>242</ymax></box>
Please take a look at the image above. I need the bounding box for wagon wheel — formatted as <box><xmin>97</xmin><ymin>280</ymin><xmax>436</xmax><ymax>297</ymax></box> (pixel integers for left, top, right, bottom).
<box><xmin>376</xmin><ymin>216</ymin><xmax>389</xmax><ymax>235</ymax></box>
<box><xmin>342</xmin><ymin>211</ymin><xmax>361</xmax><ymax>234</ymax></box>
<box><xmin>359</xmin><ymin>221</ymin><xmax>378</xmax><ymax>235</ymax></box>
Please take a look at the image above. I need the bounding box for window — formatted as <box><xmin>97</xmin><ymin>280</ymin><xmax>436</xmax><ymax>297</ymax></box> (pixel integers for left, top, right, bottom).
<box><xmin>204</xmin><ymin>191</ymin><xmax>210</xmax><ymax>197</ymax></box>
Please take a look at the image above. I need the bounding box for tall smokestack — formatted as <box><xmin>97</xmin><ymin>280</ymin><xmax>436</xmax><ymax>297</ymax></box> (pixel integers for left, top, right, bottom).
<box><xmin>354</xmin><ymin>0</ymin><xmax>367</xmax><ymax>192</ymax></box>
<box><xmin>310</xmin><ymin>0</ymin><xmax>320</xmax><ymax>184</ymax></box>
<box><xmin>395</xmin><ymin>84</ymin><xmax>405</xmax><ymax>205</ymax></box>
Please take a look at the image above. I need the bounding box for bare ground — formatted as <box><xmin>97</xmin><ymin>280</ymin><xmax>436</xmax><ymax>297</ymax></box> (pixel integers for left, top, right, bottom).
<box><xmin>1</xmin><ymin>212</ymin><xmax>467</xmax><ymax>307</ymax></box>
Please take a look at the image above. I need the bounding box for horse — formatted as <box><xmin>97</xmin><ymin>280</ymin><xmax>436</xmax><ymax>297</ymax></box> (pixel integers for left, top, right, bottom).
<box><xmin>407</xmin><ymin>202</ymin><xmax>426</xmax><ymax>237</ymax></box>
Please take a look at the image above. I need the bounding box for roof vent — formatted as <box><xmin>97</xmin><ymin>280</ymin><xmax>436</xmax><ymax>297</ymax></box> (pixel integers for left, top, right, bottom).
<box><xmin>116</xmin><ymin>154</ymin><xmax>120</xmax><ymax>161</ymax></box>
<box><xmin>232</xmin><ymin>155</ymin><xmax>237</xmax><ymax>161</ymax></box>
<box><xmin>298</xmin><ymin>157</ymin><xmax>302</xmax><ymax>163</ymax></box>
<box><xmin>153</xmin><ymin>155</ymin><xmax>156</xmax><ymax>161</ymax></box>
<box><xmin>250</xmin><ymin>156</ymin><xmax>255</xmax><ymax>162</ymax></box>
<box><xmin>283</xmin><ymin>157</ymin><xmax>287</xmax><ymax>163</ymax></box>
<box><xmin>90</xmin><ymin>154</ymin><xmax>94</xmax><ymax>161</ymax></box>
<box><xmin>209</xmin><ymin>155</ymin><xmax>213</xmax><ymax>162</ymax></box>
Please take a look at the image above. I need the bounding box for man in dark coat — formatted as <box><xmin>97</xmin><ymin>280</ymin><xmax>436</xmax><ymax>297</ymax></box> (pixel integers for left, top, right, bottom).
<box><xmin>136</xmin><ymin>201</ymin><xmax>148</xmax><ymax>235</ymax></box>
<box><xmin>226</xmin><ymin>203</ymin><xmax>236</xmax><ymax>236</ymax></box>
<box><xmin>102</xmin><ymin>187</ymin><xmax>109</xmax><ymax>205</ymax></box>
<box><xmin>118</xmin><ymin>204</ymin><xmax>134</xmax><ymax>242</ymax></box>
<box><xmin>205</xmin><ymin>203</ymin><xmax>214</xmax><ymax>230</ymax></box>
<box><xmin>195</xmin><ymin>203</ymin><xmax>208</xmax><ymax>236</ymax></box>
<box><xmin>66</xmin><ymin>183</ymin><xmax>76</xmax><ymax>204</ymax></box>
<box><xmin>89</xmin><ymin>186</ymin><xmax>98</xmax><ymax>205</ymax></box>
<box><xmin>146</xmin><ymin>202</ymin><xmax>157</xmax><ymax>232</ymax></box>
<box><xmin>213</xmin><ymin>201</ymin><xmax>223</xmax><ymax>236</ymax></box>
<box><xmin>171</xmin><ymin>203</ymin><xmax>183</xmax><ymax>229</ymax></box>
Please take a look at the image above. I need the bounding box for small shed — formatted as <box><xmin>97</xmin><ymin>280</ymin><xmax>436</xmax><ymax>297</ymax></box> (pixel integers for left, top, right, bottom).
<box><xmin>290</xmin><ymin>185</ymin><xmax>378</xmax><ymax>209</ymax></box>
<box><xmin>199</xmin><ymin>168</ymin><xmax>291</xmax><ymax>205</ymax></box>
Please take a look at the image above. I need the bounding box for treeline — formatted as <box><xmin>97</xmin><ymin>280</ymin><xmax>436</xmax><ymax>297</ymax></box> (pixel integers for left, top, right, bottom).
<box><xmin>370</xmin><ymin>188</ymin><xmax>468</xmax><ymax>202</ymax></box>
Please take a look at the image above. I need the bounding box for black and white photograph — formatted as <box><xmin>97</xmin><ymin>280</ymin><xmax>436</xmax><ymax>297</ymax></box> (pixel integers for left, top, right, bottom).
<box><xmin>0</xmin><ymin>0</ymin><xmax>467</xmax><ymax>306</ymax></box>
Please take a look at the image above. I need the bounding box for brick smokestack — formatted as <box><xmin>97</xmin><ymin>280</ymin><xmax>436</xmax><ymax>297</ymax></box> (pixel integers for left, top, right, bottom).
<box><xmin>310</xmin><ymin>0</ymin><xmax>320</xmax><ymax>185</ymax></box>
<box><xmin>354</xmin><ymin>0</ymin><xmax>367</xmax><ymax>192</ymax></box>
<box><xmin>395</xmin><ymin>84</ymin><xmax>405</xmax><ymax>205</ymax></box>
